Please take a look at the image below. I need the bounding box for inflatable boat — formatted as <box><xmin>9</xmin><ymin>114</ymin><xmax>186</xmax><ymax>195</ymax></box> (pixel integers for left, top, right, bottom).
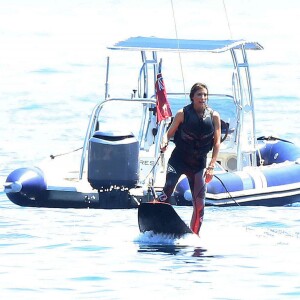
<box><xmin>4</xmin><ymin>37</ymin><xmax>300</xmax><ymax>208</ymax></box>
<box><xmin>175</xmin><ymin>137</ymin><xmax>300</xmax><ymax>206</ymax></box>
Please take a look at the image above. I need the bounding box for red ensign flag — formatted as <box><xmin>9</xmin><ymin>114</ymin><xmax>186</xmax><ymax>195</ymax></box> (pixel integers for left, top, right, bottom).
<box><xmin>155</xmin><ymin>73</ymin><xmax>172</xmax><ymax>123</ymax></box>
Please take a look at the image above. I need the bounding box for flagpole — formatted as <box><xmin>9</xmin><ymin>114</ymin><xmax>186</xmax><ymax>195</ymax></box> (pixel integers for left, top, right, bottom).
<box><xmin>158</xmin><ymin>58</ymin><xmax>162</xmax><ymax>74</ymax></box>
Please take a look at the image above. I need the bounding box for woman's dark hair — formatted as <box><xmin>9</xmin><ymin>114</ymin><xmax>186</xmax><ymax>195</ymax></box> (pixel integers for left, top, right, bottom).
<box><xmin>189</xmin><ymin>82</ymin><xmax>209</xmax><ymax>102</ymax></box>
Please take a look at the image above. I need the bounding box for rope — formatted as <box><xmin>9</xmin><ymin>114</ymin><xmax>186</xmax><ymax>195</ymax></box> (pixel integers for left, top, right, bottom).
<box><xmin>214</xmin><ymin>174</ymin><xmax>240</xmax><ymax>206</ymax></box>
<box><xmin>184</xmin><ymin>171</ymin><xmax>240</xmax><ymax>207</ymax></box>
<box><xmin>140</xmin><ymin>152</ymin><xmax>163</xmax><ymax>185</ymax></box>
<box><xmin>50</xmin><ymin>147</ymin><xmax>83</xmax><ymax>159</ymax></box>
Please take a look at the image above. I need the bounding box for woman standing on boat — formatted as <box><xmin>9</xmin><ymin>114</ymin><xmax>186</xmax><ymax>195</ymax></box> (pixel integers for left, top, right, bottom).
<box><xmin>159</xmin><ymin>82</ymin><xmax>221</xmax><ymax>235</ymax></box>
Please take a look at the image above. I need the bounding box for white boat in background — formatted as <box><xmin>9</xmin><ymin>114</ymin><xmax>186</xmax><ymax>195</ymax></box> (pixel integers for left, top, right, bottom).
<box><xmin>4</xmin><ymin>36</ymin><xmax>300</xmax><ymax>208</ymax></box>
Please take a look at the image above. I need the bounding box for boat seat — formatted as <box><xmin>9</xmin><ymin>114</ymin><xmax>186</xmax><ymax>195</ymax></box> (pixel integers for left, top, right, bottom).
<box><xmin>221</xmin><ymin>120</ymin><xmax>230</xmax><ymax>143</ymax></box>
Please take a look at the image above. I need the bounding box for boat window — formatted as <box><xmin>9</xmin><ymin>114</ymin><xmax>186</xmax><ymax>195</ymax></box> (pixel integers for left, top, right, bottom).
<box><xmin>209</xmin><ymin>94</ymin><xmax>237</xmax><ymax>132</ymax></box>
<box><xmin>96</xmin><ymin>100</ymin><xmax>156</xmax><ymax>149</ymax></box>
<box><xmin>167</xmin><ymin>93</ymin><xmax>237</xmax><ymax>133</ymax></box>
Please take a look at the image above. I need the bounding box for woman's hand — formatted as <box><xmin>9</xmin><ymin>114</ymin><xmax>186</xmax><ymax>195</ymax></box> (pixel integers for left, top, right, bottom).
<box><xmin>205</xmin><ymin>167</ymin><xmax>214</xmax><ymax>183</ymax></box>
<box><xmin>160</xmin><ymin>141</ymin><xmax>168</xmax><ymax>152</ymax></box>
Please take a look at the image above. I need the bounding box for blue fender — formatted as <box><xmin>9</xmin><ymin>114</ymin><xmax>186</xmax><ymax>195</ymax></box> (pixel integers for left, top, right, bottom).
<box><xmin>4</xmin><ymin>167</ymin><xmax>47</xmax><ymax>206</ymax></box>
<box><xmin>257</xmin><ymin>140</ymin><xmax>300</xmax><ymax>165</ymax></box>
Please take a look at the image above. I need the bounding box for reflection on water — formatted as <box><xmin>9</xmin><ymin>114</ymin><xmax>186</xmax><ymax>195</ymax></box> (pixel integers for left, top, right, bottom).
<box><xmin>135</xmin><ymin>230</ymin><xmax>212</xmax><ymax>258</ymax></box>
<box><xmin>138</xmin><ymin>244</ymin><xmax>208</xmax><ymax>257</ymax></box>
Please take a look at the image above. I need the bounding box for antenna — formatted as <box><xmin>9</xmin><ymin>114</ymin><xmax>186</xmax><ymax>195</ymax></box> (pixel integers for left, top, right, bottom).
<box><xmin>170</xmin><ymin>0</ymin><xmax>187</xmax><ymax>103</ymax></box>
<box><xmin>105</xmin><ymin>56</ymin><xmax>110</xmax><ymax>99</ymax></box>
<box><xmin>222</xmin><ymin>0</ymin><xmax>233</xmax><ymax>38</ymax></box>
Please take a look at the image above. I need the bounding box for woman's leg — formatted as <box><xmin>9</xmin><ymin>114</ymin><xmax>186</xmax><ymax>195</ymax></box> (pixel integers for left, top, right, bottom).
<box><xmin>188</xmin><ymin>169</ymin><xmax>206</xmax><ymax>235</ymax></box>
<box><xmin>158</xmin><ymin>160</ymin><xmax>182</xmax><ymax>203</ymax></box>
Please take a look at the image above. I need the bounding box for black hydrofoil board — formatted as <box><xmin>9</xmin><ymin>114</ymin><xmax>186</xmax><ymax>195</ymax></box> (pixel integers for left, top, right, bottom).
<box><xmin>138</xmin><ymin>202</ymin><xmax>193</xmax><ymax>237</ymax></box>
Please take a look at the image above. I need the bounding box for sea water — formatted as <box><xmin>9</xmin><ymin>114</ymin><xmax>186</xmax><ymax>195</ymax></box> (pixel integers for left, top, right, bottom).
<box><xmin>1</xmin><ymin>0</ymin><xmax>300</xmax><ymax>299</ymax></box>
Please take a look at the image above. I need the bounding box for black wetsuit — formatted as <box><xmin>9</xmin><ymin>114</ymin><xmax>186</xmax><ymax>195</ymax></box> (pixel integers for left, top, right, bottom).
<box><xmin>161</xmin><ymin>104</ymin><xmax>215</xmax><ymax>233</ymax></box>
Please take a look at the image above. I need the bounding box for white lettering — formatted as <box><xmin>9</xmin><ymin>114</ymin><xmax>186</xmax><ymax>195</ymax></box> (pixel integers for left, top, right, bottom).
<box><xmin>140</xmin><ymin>159</ymin><xmax>155</xmax><ymax>166</ymax></box>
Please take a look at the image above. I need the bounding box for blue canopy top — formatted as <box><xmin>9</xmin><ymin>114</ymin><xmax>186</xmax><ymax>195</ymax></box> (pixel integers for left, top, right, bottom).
<box><xmin>108</xmin><ymin>36</ymin><xmax>263</xmax><ymax>53</ymax></box>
